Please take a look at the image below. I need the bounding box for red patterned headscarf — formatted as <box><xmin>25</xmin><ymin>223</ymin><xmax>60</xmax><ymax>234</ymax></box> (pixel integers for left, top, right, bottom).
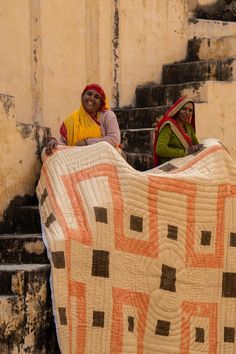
<box><xmin>82</xmin><ymin>83</ymin><xmax>109</xmax><ymax>111</ymax></box>
<box><xmin>153</xmin><ymin>96</ymin><xmax>196</xmax><ymax>167</ymax></box>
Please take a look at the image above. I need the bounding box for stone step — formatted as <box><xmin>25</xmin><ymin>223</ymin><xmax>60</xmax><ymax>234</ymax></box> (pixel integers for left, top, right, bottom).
<box><xmin>0</xmin><ymin>204</ymin><xmax>41</xmax><ymax>234</ymax></box>
<box><xmin>135</xmin><ymin>81</ymin><xmax>208</xmax><ymax>108</ymax></box>
<box><xmin>114</xmin><ymin>106</ymin><xmax>167</xmax><ymax>129</ymax></box>
<box><xmin>121</xmin><ymin>128</ymin><xmax>154</xmax><ymax>155</ymax></box>
<box><xmin>125</xmin><ymin>152</ymin><xmax>154</xmax><ymax>171</ymax></box>
<box><xmin>0</xmin><ymin>233</ymin><xmax>48</xmax><ymax>264</ymax></box>
<box><xmin>0</xmin><ymin>263</ymin><xmax>50</xmax><ymax>295</ymax></box>
<box><xmin>196</xmin><ymin>1</ymin><xmax>236</xmax><ymax>22</ymax></box>
<box><xmin>188</xmin><ymin>18</ymin><xmax>236</xmax><ymax>39</ymax></box>
<box><xmin>0</xmin><ymin>264</ymin><xmax>59</xmax><ymax>353</ymax></box>
<box><xmin>187</xmin><ymin>35</ymin><xmax>236</xmax><ymax>61</ymax></box>
<box><xmin>162</xmin><ymin>56</ymin><xmax>236</xmax><ymax>85</ymax></box>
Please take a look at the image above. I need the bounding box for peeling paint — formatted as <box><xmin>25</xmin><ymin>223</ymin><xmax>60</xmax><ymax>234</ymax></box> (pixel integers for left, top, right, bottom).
<box><xmin>16</xmin><ymin>121</ymin><xmax>51</xmax><ymax>159</ymax></box>
<box><xmin>0</xmin><ymin>94</ymin><xmax>15</xmax><ymax>116</ymax></box>
<box><xmin>112</xmin><ymin>0</ymin><xmax>120</xmax><ymax>107</ymax></box>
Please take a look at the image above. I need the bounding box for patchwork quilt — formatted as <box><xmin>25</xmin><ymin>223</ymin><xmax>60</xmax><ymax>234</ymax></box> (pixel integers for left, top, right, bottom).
<box><xmin>36</xmin><ymin>139</ymin><xmax>236</xmax><ymax>354</ymax></box>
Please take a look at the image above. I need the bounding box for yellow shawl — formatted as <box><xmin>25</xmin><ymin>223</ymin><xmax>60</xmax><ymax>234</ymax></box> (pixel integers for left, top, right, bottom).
<box><xmin>64</xmin><ymin>105</ymin><xmax>102</xmax><ymax>146</ymax></box>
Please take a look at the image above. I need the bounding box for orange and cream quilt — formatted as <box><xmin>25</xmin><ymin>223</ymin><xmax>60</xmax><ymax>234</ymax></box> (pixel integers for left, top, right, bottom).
<box><xmin>36</xmin><ymin>139</ymin><xmax>236</xmax><ymax>354</ymax></box>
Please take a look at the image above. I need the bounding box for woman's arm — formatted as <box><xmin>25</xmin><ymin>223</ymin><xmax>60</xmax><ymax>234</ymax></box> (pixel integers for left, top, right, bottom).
<box><xmin>85</xmin><ymin>110</ymin><xmax>121</xmax><ymax>147</ymax></box>
<box><xmin>156</xmin><ymin>125</ymin><xmax>186</xmax><ymax>158</ymax></box>
<box><xmin>45</xmin><ymin>123</ymin><xmax>67</xmax><ymax>155</ymax></box>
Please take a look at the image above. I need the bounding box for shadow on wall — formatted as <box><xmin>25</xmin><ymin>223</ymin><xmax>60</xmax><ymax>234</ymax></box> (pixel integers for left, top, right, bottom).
<box><xmin>197</xmin><ymin>0</ymin><xmax>236</xmax><ymax>21</ymax></box>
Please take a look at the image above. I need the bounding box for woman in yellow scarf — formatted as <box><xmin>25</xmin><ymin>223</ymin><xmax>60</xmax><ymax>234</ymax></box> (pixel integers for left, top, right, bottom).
<box><xmin>45</xmin><ymin>83</ymin><xmax>121</xmax><ymax>155</ymax></box>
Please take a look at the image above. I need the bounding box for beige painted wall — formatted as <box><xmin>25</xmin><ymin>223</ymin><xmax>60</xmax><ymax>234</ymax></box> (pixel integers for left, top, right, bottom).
<box><xmin>1</xmin><ymin>0</ymin><xmax>190</xmax><ymax>136</ymax></box>
<box><xmin>118</xmin><ymin>0</ymin><xmax>189</xmax><ymax>107</ymax></box>
<box><xmin>0</xmin><ymin>95</ymin><xmax>41</xmax><ymax>219</ymax></box>
<box><xmin>0</xmin><ymin>1</ymin><xmax>32</xmax><ymax>124</ymax></box>
<box><xmin>41</xmin><ymin>0</ymin><xmax>115</xmax><ymax>135</ymax></box>
<box><xmin>196</xmin><ymin>81</ymin><xmax>236</xmax><ymax>162</ymax></box>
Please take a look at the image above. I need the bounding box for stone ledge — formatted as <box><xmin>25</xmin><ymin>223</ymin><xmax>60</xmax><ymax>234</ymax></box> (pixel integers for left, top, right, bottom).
<box><xmin>188</xmin><ymin>17</ymin><xmax>236</xmax><ymax>39</ymax></box>
<box><xmin>135</xmin><ymin>81</ymin><xmax>208</xmax><ymax>108</ymax></box>
<box><xmin>0</xmin><ymin>264</ymin><xmax>59</xmax><ymax>353</ymax></box>
<box><xmin>187</xmin><ymin>35</ymin><xmax>236</xmax><ymax>61</ymax></box>
<box><xmin>0</xmin><ymin>234</ymin><xmax>48</xmax><ymax>264</ymax></box>
<box><xmin>163</xmin><ymin>56</ymin><xmax>236</xmax><ymax>84</ymax></box>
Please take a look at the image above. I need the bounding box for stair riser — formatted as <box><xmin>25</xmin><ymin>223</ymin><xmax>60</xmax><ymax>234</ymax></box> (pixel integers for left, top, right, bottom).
<box><xmin>135</xmin><ymin>82</ymin><xmax>207</xmax><ymax>108</ymax></box>
<box><xmin>188</xmin><ymin>36</ymin><xmax>236</xmax><ymax>62</ymax></box>
<box><xmin>197</xmin><ymin>3</ymin><xmax>236</xmax><ymax>22</ymax></box>
<box><xmin>163</xmin><ymin>57</ymin><xmax>236</xmax><ymax>85</ymax></box>
<box><xmin>0</xmin><ymin>236</ymin><xmax>48</xmax><ymax>264</ymax></box>
<box><xmin>114</xmin><ymin>106</ymin><xmax>166</xmax><ymax>129</ymax></box>
<box><xmin>125</xmin><ymin>152</ymin><xmax>154</xmax><ymax>171</ymax></box>
<box><xmin>0</xmin><ymin>265</ymin><xmax>50</xmax><ymax>296</ymax></box>
<box><xmin>121</xmin><ymin>129</ymin><xmax>154</xmax><ymax>154</ymax></box>
<box><xmin>0</xmin><ymin>266</ymin><xmax>60</xmax><ymax>353</ymax></box>
<box><xmin>135</xmin><ymin>85</ymin><xmax>166</xmax><ymax>108</ymax></box>
<box><xmin>0</xmin><ymin>204</ymin><xmax>41</xmax><ymax>234</ymax></box>
<box><xmin>188</xmin><ymin>18</ymin><xmax>236</xmax><ymax>40</ymax></box>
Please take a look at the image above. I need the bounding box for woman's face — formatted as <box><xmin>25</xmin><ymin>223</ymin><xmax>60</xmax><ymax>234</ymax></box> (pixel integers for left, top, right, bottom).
<box><xmin>82</xmin><ymin>89</ymin><xmax>102</xmax><ymax>115</ymax></box>
<box><xmin>177</xmin><ymin>102</ymin><xmax>193</xmax><ymax>123</ymax></box>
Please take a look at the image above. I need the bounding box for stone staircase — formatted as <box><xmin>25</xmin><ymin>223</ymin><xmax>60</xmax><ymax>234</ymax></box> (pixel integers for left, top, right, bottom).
<box><xmin>115</xmin><ymin>16</ymin><xmax>236</xmax><ymax>171</ymax></box>
<box><xmin>0</xmin><ymin>203</ymin><xmax>60</xmax><ymax>353</ymax></box>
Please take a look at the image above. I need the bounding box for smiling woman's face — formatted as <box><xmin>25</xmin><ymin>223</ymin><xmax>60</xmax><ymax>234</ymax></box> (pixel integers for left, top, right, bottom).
<box><xmin>177</xmin><ymin>102</ymin><xmax>193</xmax><ymax>123</ymax></box>
<box><xmin>82</xmin><ymin>89</ymin><xmax>102</xmax><ymax>116</ymax></box>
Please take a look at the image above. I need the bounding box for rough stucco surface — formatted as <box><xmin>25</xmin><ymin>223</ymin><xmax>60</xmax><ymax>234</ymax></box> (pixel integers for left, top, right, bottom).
<box><xmin>195</xmin><ymin>81</ymin><xmax>236</xmax><ymax>161</ymax></box>
<box><xmin>0</xmin><ymin>264</ymin><xmax>58</xmax><ymax>354</ymax></box>
<box><xmin>0</xmin><ymin>0</ymin><xmax>189</xmax><ymax>136</ymax></box>
<box><xmin>0</xmin><ymin>94</ymin><xmax>49</xmax><ymax>221</ymax></box>
<box><xmin>0</xmin><ymin>1</ymin><xmax>32</xmax><ymax>124</ymax></box>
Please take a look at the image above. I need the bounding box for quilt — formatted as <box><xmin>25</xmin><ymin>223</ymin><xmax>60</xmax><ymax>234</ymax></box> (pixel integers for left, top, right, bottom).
<box><xmin>36</xmin><ymin>139</ymin><xmax>236</xmax><ymax>354</ymax></box>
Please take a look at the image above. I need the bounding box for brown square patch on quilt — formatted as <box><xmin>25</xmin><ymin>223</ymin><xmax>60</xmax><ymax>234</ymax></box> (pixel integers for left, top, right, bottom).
<box><xmin>45</xmin><ymin>213</ymin><xmax>56</xmax><ymax>228</ymax></box>
<box><xmin>155</xmin><ymin>320</ymin><xmax>170</xmax><ymax>336</ymax></box>
<box><xmin>230</xmin><ymin>232</ymin><xmax>236</xmax><ymax>247</ymax></box>
<box><xmin>93</xmin><ymin>311</ymin><xmax>104</xmax><ymax>327</ymax></box>
<box><xmin>167</xmin><ymin>224</ymin><xmax>178</xmax><ymax>240</ymax></box>
<box><xmin>222</xmin><ymin>272</ymin><xmax>236</xmax><ymax>298</ymax></box>
<box><xmin>195</xmin><ymin>327</ymin><xmax>205</xmax><ymax>342</ymax></box>
<box><xmin>58</xmin><ymin>307</ymin><xmax>67</xmax><ymax>325</ymax></box>
<box><xmin>224</xmin><ymin>327</ymin><xmax>235</xmax><ymax>343</ymax></box>
<box><xmin>92</xmin><ymin>250</ymin><xmax>109</xmax><ymax>278</ymax></box>
<box><xmin>128</xmin><ymin>316</ymin><xmax>134</xmax><ymax>332</ymax></box>
<box><xmin>52</xmin><ymin>251</ymin><xmax>65</xmax><ymax>269</ymax></box>
<box><xmin>94</xmin><ymin>206</ymin><xmax>108</xmax><ymax>224</ymax></box>
<box><xmin>130</xmin><ymin>215</ymin><xmax>143</xmax><ymax>232</ymax></box>
<box><xmin>201</xmin><ymin>230</ymin><xmax>211</xmax><ymax>245</ymax></box>
<box><xmin>158</xmin><ymin>163</ymin><xmax>177</xmax><ymax>172</ymax></box>
<box><xmin>40</xmin><ymin>188</ymin><xmax>48</xmax><ymax>206</ymax></box>
<box><xmin>160</xmin><ymin>264</ymin><xmax>176</xmax><ymax>292</ymax></box>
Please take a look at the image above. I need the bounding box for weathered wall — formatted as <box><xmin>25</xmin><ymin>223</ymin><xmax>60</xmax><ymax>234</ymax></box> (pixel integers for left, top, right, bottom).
<box><xmin>118</xmin><ymin>0</ymin><xmax>189</xmax><ymax>107</ymax></box>
<box><xmin>0</xmin><ymin>1</ymin><xmax>32</xmax><ymax>124</ymax></box>
<box><xmin>0</xmin><ymin>0</ymin><xmax>190</xmax><ymax>136</ymax></box>
<box><xmin>196</xmin><ymin>81</ymin><xmax>236</xmax><ymax>161</ymax></box>
<box><xmin>0</xmin><ymin>94</ymin><xmax>49</xmax><ymax>220</ymax></box>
